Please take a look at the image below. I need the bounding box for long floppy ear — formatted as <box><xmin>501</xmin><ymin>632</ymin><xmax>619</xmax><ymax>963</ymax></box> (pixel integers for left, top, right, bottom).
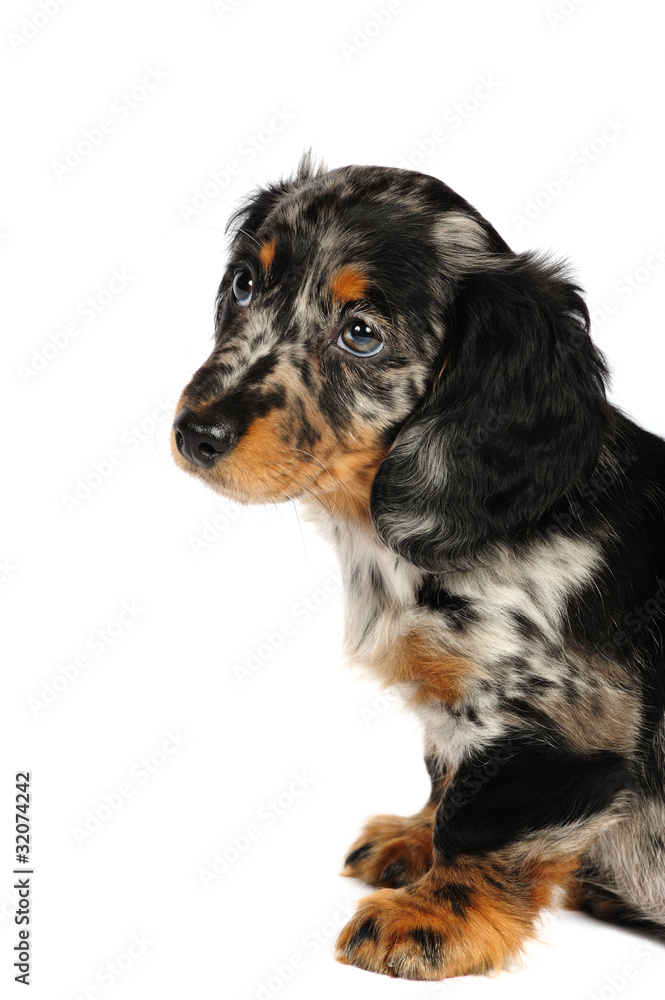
<box><xmin>370</xmin><ymin>252</ymin><xmax>611</xmax><ymax>571</ymax></box>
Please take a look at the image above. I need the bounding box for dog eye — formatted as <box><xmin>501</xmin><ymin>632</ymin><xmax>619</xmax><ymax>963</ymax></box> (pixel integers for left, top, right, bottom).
<box><xmin>337</xmin><ymin>320</ymin><xmax>383</xmax><ymax>357</ymax></box>
<box><xmin>232</xmin><ymin>269</ymin><xmax>253</xmax><ymax>306</ymax></box>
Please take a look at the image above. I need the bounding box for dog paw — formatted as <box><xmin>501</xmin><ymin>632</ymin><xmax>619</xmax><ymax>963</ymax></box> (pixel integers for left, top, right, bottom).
<box><xmin>341</xmin><ymin>810</ymin><xmax>434</xmax><ymax>888</ymax></box>
<box><xmin>335</xmin><ymin>887</ymin><xmax>447</xmax><ymax>979</ymax></box>
<box><xmin>335</xmin><ymin>868</ymin><xmax>531</xmax><ymax>980</ymax></box>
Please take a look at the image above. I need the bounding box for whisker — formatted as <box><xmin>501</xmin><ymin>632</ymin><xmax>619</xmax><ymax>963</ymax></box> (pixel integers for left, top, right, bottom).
<box><xmin>233</xmin><ymin>225</ymin><xmax>262</xmax><ymax>249</ymax></box>
<box><xmin>290</xmin><ymin>501</ymin><xmax>309</xmax><ymax>561</ymax></box>
<box><xmin>291</xmin><ymin>448</ymin><xmax>359</xmax><ymax>510</ymax></box>
<box><xmin>273</xmin><ymin>463</ymin><xmax>352</xmax><ymax>540</ymax></box>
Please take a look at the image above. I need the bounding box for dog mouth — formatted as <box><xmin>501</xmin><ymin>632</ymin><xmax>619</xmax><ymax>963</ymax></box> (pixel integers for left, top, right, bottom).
<box><xmin>170</xmin><ymin>405</ymin><xmax>312</xmax><ymax>505</ymax></box>
<box><xmin>171</xmin><ymin>399</ymin><xmax>389</xmax><ymax>518</ymax></box>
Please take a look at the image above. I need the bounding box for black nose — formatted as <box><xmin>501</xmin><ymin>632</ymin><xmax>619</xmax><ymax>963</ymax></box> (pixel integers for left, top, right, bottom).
<box><xmin>173</xmin><ymin>407</ymin><xmax>236</xmax><ymax>468</ymax></box>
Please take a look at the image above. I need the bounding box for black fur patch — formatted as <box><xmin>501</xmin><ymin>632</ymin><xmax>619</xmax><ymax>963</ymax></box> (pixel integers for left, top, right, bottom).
<box><xmin>411</xmin><ymin>927</ymin><xmax>443</xmax><ymax>965</ymax></box>
<box><xmin>424</xmin><ymin>753</ymin><xmax>448</xmax><ymax>803</ymax></box>
<box><xmin>416</xmin><ymin>578</ymin><xmax>478</xmax><ymax>630</ymax></box>
<box><xmin>435</xmin><ymin>735</ymin><xmax>632</xmax><ymax>862</ymax></box>
<box><xmin>379</xmin><ymin>860</ymin><xmax>408</xmax><ymax>887</ymax></box>
<box><xmin>511</xmin><ymin>611</ymin><xmax>544</xmax><ymax>643</ymax></box>
<box><xmin>433</xmin><ymin>882</ymin><xmax>474</xmax><ymax>917</ymax></box>
<box><xmin>347</xmin><ymin>917</ymin><xmax>380</xmax><ymax>952</ymax></box>
<box><xmin>345</xmin><ymin>843</ymin><xmax>373</xmax><ymax>867</ymax></box>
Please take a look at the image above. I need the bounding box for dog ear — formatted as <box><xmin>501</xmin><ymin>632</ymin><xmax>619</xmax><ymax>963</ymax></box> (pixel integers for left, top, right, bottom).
<box><xmin>370</xmin><ymin>252</ymin><xmax>611</xmax><ymax>571</ymax></box>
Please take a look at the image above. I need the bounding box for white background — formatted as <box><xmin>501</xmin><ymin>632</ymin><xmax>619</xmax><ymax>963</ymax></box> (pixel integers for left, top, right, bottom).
<box><xmin>2</xmin><ymin>0</ymin><xmax>665</xmax><ymax>997</ymax></box>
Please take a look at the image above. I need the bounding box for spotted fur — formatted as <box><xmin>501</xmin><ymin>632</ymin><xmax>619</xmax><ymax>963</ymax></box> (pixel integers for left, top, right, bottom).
<box><xmin>172</xmin><ymin>156</ymin><xmax>665</xmax><ymax>978</ymax></box>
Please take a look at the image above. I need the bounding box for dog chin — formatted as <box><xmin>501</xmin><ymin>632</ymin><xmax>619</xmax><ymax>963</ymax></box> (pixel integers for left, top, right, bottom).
<box><xmin>178</xmin><ymin>460</ymin><xmax>301</xmax><ymax>507</ymax></box>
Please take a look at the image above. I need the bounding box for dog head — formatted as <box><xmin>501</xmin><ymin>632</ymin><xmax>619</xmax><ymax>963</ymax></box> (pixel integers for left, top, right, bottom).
<box><xmin>172</xmin><ymin>157</ymin><xmax>610</xmax><ymax>569</ymax></box>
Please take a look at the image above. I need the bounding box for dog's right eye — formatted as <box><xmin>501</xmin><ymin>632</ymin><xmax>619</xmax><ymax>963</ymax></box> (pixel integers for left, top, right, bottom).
<box><xmin>232</xmin><ymin>269</ymin><xmax>253</xmax><ymax>306</ymax></box>
<box><xmin>338</xmin><ymin>319</ymin><xmax>383</xmax><ymax>357</ymax></box>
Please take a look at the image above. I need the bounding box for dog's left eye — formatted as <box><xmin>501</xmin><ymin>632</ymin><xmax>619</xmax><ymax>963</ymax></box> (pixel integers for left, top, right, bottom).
<box><xmin>337</xmin><ymin>320</ymin><xmax>383</xmax><ymax>357</ymax></box>
<box><xmin>232</xmin><ymin>269</ymin><xmax>253</xmax><ymax>306</ymax></box>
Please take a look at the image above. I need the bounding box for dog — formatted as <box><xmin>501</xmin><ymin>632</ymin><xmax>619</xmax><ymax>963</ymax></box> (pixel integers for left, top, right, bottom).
<box><xmin>171</xmin><ymin>156</ymin><xmax>665</xmax><ymax>980</ymax></box>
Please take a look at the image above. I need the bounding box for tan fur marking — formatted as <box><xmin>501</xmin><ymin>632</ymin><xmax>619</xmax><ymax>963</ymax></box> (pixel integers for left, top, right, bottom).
<box><xmin>331</xmin><ymin>265</ymin><xmax>369</xmax><ymax>304</ymax></box>
<box><xmin>174</xmin><ymin>388</ymin><xmax>390</xmax><ymax>514</ymax></box>
<box><xmin>258</xmin><ymin>237</ymin><xmax>276</xmax><ymax>270</ymax></box>
<box><xmin>386</xmin><ymin>631</ymin><xmax>479</xmax><ymax>705</ymax></box>
<box><xmin>342</xmin><ymin>806</ymin><xmax>437</xmax><ymax>888</ymax></box>
<box><xmin>172</xmin><ymin>367</ymin><xmax>390</xmax><ymax>518</ymax></box>
<box><xmin>336</xmin><ymin>853</ymin><xmax>582</xmax><ymax>979</ymax></box>
<box><xmin>192</xmin><ymin>407</ymin><xmax>318</xmax><ymax>503</ymax></box>
<box><xmin>310</xmin><ymin>446</ymin><xmax>388</xmax><ymax>524</ymax></box>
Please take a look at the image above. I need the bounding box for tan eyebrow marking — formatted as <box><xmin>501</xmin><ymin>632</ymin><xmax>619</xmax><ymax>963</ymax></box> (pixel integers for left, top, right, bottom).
<box><xmin>258</xmin><ymin>237</ymin><xmax>276</xmax><ymax>270</ymax></box>
<box><xmin>331</xmin><ymin>265</ymin><xmax>369</xmax><ymax>304</ymax></box>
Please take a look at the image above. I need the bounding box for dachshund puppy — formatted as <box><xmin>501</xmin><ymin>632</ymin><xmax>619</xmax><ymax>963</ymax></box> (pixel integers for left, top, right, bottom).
<box><xmin>171</xmin><ymin>157</ymin><xmax>665</xmax><ymax>980</ymax></box>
